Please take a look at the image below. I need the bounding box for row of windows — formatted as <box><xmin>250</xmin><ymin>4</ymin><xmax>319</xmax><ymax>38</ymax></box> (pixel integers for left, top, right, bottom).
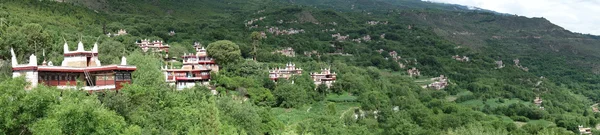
<box><xmin>39</xmin><ymin>75</ymin><xmax>78</xmax><ymax>81</ymax></box>
<box><xmin>115</xmin><ymin>73</ymin><xmax>132</xmax><ymax>81</ymax></box>
<box><xmin>39</xmin><ymin>73</ymin><xmax>132</xmax><ymax>81</ymax></box>
<box><xmin>167</xmin><ymin>72</ymin><xmax>209</xmax><ymax>77</ymax></box>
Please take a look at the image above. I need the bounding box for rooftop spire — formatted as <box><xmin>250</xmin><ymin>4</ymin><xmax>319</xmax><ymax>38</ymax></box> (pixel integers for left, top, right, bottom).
<box><xmin>120</xmin><ymin>56</ymin><xmax>127</xmax><ymax>65</ymax></box>
<box><xmin>92</xmin><ymin>42</ymin><xmax>98</xmax><ymax>53</ymax></box>
<box><xmin>11</xmin><ymin>48</ymin><xmax>18</xmax><ymax>67</ymax></box>
<box><xmin>77</xmin><ymin>41</ymin><xmax>85</xmax><ymax>52</ymax></box>
<box><xmin>63</xmin><ymin>42</ymin><xmax>69</xmax><ymax>53</ymax></box>
<box><xmin>28</xmin><ymin>54</ymin><xmax>37</xmax><ymax>66</ymax></box>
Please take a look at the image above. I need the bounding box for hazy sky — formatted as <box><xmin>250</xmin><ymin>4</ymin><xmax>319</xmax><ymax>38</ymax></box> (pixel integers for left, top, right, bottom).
<box><xmin>423</xmin><ymin>0</ymin><xmax>600</xmax><ymax>35</ymax></box>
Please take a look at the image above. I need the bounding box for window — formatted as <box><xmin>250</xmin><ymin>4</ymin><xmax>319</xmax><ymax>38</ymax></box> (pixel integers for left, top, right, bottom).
<box><xmin>116</xmin><ymin>73</ymin><xmax>124</xmax><ymax>81</ymax></box>
<box><xmin>123</xmin><ymin>73</ymin><xmax>131</xmax><ymax>81</ymax></box>
<box><xmin>106</xmin><ymin>76</ymin><xmax>114</xmax><ymax>80</ymax></box>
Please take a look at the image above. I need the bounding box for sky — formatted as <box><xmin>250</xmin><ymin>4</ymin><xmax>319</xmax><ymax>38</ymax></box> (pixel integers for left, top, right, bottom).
<box><xmin>422</xmin><ymin>0</ymin><xmax>600</xmax><ymax>35</ymax></box>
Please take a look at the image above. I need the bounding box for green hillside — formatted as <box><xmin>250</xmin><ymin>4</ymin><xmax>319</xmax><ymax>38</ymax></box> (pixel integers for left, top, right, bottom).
<box><xmin>1</xmin><ymin>0</ymin><xmax>599</xmax><ymax>134</ymax></box>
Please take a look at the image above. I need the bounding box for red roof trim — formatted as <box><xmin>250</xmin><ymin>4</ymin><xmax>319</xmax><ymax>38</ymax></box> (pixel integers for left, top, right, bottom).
<box><xmin>37</xmin><ymin>66</ymin><xmax>136</xmax><ymax>72</ymax></box>
<box><xmin>12</xmin><ymin>66</ymin><xmax>38</xmax><ymax>71</ymax></box>
<box><xmin>175</xmin><ymin>76</ymin><xmax>210</xmax><ymax>81</ymax></box>
<box><xmin>163</xmin><ymin>69</ymin><xmax>211</xmax><ymax>72</ymax></box>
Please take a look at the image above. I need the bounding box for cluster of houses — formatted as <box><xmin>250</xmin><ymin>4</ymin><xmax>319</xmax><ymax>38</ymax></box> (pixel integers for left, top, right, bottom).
<box><xmin>452</xmin><ymin>55</ymin><xmax>470</xmax><ymax>62</ymax></box>
<box><xmin>321</xmin><ymin>28</ymin><xmax>336</xmax><ymax>32</ymax></box>
<box><xmin>424</xmin><ymin>75</ymin><xmax>448</xmax><ymax>90</ymax></box>
<box><xmin>135</xmin><ymin>39</ymin><xmax>170</xmax><ymax>53</ymax></box>
<box><xmin>377</xmin><ymin>49</ymin><xmax>411</xmax><ymax>68</ymax></box>
<box><xmin>268</xmin><ymin>62</ymin><xmax>336</xmax><ymax>87</ymax></box>
<box><xmin>106</xmin><ymin>29</ymin><xmax>128</xmax><ymax>37</ymax></box>
<box><xmin>9</xmin><ymin>39</ymin><xmax>338</xmax><ymax>91</ymax></box>
<box><xmin>161</xmin><ymin>42</ymin><xmax>219</xmax><ymax>90</ymax></box>
<box><xmin>496</xmin><ymin>58</ymin><xmax>529</xmax><ymax>71</ymax></box>
<box><xmin>266</xmin><ymin>26</ymin><xmax>305</xmax><ymax>36</ymax></box>
<box><xmin>273</xmin><ymin>47</ymin><xmax>296</xmax><ymax>57</ymax></box>
<box><xmin>303</xmin><ymin>50</ymin><xmax>320</xmax><ymax>58</ymax></box>
<box><xmin>366</xmin><ymin>21</ymin><xmax>388</xmax><ymax>25</ymax></box>
<box><xmin>245</xmin><ymin>16</ymin><xmax>266</xmax><ymax>27</ymax></box>
<box><xmin>332</xmin><ymin>33</ymin><xmax>372</xmax><ymax>43</ymax></box>
<box><xmin>351</xmin><ymin>35</ymin><xmax>371</xmax><ymax>43</ymax></box>
<box><xmin>513</xmin><ymin>58</ymin><xmax>529</xmax><ymax>71</ymax></box>
<box><xmin>332</xmin><ymin>33</ymin><xmax>350</xmax><ymax>41</ymax></box>
<box><xmin>269</xmin><ymin>62</ymin><xmax>303</xmax><ymax>81</ymax></box>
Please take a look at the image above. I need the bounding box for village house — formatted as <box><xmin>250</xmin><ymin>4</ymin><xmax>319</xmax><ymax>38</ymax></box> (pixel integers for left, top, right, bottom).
<box><xmin>273</xmin><ymin>47</ymin><xmax>296</xmax><ymax>57</ymax></box>
<box><xmin>106</xmin><ymin>29</ymin><xmax>128</xmax><ymax>37</ymax></box>
<box><xmin>452</xmin><ymin>55</ymin><xmax>470</xmax><ymax>62</ymax></box>
<box><xmin>407</xmin><ymin>67</ymin><xmax>420</xmax><ymax>77</ymax></box>
<box><xmin>269</xmin><ymin>62</ymin><xmax>302</xmax><ymax>81</ymax></box>
<box><xmin>135</xmin><ymin>39</ymin><xmax>170</xmax><ymax>53</ymax></box>
<box><xmin>514</xmin><ymin>58</ymin><xmax>529</xmax><ymax>71</ymax></box>
<box><xmin>11</xmin><ymin>41</ymin><xmax>136</xmax><ymax>91</ymax></box>
<box><xmin>310</xmin><ymin>68</ymin><xmax>336</xmax><ymax>88</ymax></box>
<box><xmin>169</xmin><ymin>31</ymin><xmax>176</xmax><ymax>36</ymax></box>
<box><xmin>304</xmin><ymin>50</ymin><xmax>319</xmax><ymax>57</ymax></box>
<box><xmin>534</xmin><ymin>96</ymin><xmax>545</xmax><ymax>110</ymax></box>
<box><xmin>389</xmin><ymin>51</ymin><xmax>401</xmax><ymax>61</ymax></box>
<box><xmin>332</xmin><ymin>33</ymin><xmax>349</xmax><ymax>41</ymax></box>
<box><xmin>426</xmin><ymin>75</ymin><xmax>448</xmax><ymax>90</ymax></box>
<box><xmin>495</xmin><ymin>60</ymin><xmax>505</xmax><ymax>69</ymax></box>
<box><xmin>376</xmin><ymin>49</ymin><xmax>384</xmax><ymax>54</ymax></box>
<box><xmin>266</xmin><ymin>26</ymin><xmax>305</xmax><ymax>36</ymax></box>
<box><xmin>534</xmin><ymin>97</ymin><xmax>543</xmax><ymax>106</ymax></box>
<box><xmin>162</xmin><ymin>42</ymin><xmax>219</xmax><ymax>90</ymax></box>
<box><xmin>579</xmin><ymin>125</ymin><xmax>592</xmax><ymax>134</ymax></box>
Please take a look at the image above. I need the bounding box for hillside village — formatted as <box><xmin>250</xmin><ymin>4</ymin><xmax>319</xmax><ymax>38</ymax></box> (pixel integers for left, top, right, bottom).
<box><xmin>1</xmin><ymin>0</ymin><xmax>600</xmax><ymax>135</ymax></box>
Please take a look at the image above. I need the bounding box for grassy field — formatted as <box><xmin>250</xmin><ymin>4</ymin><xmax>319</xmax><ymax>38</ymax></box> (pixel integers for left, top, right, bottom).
<box><xmin>460</xmin><ymin>98</ymin><xmax>532</xmax><ymax>110</ymax></box>
<box><xmin>272</xmin><ymin>101</ymin><xmax>360</xmax><ymax>134</ymax></box>
<box><xmin>326</xmin><ymin>92</ymin><xmax>358</xmax><ymax>102</ymax></box>
<box><xmin>446</xmin><ymin>90</ymin><xmax>472</xmax><ymax>102</ymax></box>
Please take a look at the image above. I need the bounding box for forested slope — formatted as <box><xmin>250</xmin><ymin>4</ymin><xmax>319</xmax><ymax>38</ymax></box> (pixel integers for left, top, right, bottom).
<box><xmin>1</xmin><ymin>0</ymin><xmax>599</xmax><ymax>134</ymax></box>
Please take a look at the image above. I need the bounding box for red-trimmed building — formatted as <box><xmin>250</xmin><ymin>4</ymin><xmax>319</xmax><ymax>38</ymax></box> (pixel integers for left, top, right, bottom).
<box><xmin>269</xmin><ymin>62</ymin><xmax>303</xmax><ymax>81</ymax></box>
<box><xmin>162</xmin><ymin>42</ymin><xmax>219</xmax><ymax>90</ymax></box>
<box><xmin>11</xmin><ymin>41</ymin><xmax>136</xmax><ymax>91</ymax></box>
<box><xmin>136</xmin><ymin>39</ymin><xmax>170</xmax><ymax>53</ymax></box>
<box><xmin>310</xmin><ymin>68</ymin><xmax>336</xmax><ymax>88</ymax></box>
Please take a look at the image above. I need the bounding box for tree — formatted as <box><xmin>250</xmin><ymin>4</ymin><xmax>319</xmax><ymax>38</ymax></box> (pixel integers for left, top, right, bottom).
<box><xmin>316</xmin><ymin>84</ymin><xmax>329</xmax><ymax>101</ymax></box>
<box><xmin>358</xmin><ymin>91</ymin><xmax>390</xmax><ymax>110</ymax></box>
<box><xmin>446</xmin><ymin>123</ymin><xmax>508</xmax><ymax>135</ymax></box>
<box><xmin>297</xmin><ymin>116</ymin><xmax>347</xmax><ymax>135</ymax></box>
<box><xmin>247</xmin><ymin>87</ymin><xmax>276</xmax><ymax>106</ymax></box>
<box><xmin>327</xmin><ymin>102</ymin><xmax>337</xmax><ymax>115</ymax></box>
<box><xmin>250</xmin><ymin>31</ymin><xmax>264</xmax><ymax>61</ymax></box>
<box><xmin>99</xmin><ymin>40</ymin><xmax>127</xmax><ymax>64</ymax></box>
<box><xmin>273</xmin><ymin>83</ymin><xmax>308</xmax><ymax>108</ymax></box>
<box><xmin>207</xmin><ymin>40</ymin><xmax>242</xmax><ymax>65</ymax></box>
<box><xmin>29</xmin><ymin>91</ymin><xmax>127</xmax><ymax>135</ymax></box>
<box><xmin>167</xmin><ymin>42</ymin><xmax>188</xmax><ymax>60</ymax></box>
